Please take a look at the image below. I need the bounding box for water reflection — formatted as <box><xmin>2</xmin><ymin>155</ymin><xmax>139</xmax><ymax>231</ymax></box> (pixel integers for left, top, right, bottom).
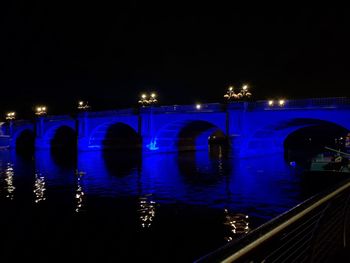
<box><xmin>75</xmin><ymin>171</ymin><xmax>85</xmax><ymax>213</ymax></box>
<box><xmin>103</xmin><ymin>150</ymin><xmax>142</xmax><ymax>177</ymax></box>
<box><xmin>33</xmin><ymin>173</ymin><xmax>46</xmax><ymax>203</ymax></box>
<box><xmin>3</xmin><ymin>163</ymin><xmax>15</xmax><ymax>200</ymax></box>
<box><xmin>35</xmin><ymin>150</ymin><xmax>75</xmax><ymax>187</ymax></box>
<box><xmin>138</xmin><ymin>194</ymin><xmax>157</xmax><ymax>228</ymax></box>
<box><xmin>0</xmin><ymin>145</ymin><xmax>338</xmax><ymax>262</ymax></box>
<box><xmin>223</xmin><ymin>209</ymin><xmax>250</xmax><ymax>242</ymax></box>
<box><xmin>177</xmin><ymin>149</ymin><xmax>229</xmax><ymax>185</ymax></box>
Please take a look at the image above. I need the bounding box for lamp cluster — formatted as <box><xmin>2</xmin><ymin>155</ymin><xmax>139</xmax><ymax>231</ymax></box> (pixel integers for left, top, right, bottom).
<box><xmin>5</xmin><ymin>112</ymin><xmax>16</xmax><ymax>120</ymax></box>
<box><xmin>78</xmin><ymin>101</ymin><xmax>90</xmax><ymax>110</ymax></box>
<box><xmin>138</xmin><ymin>93</ymin><xmax>157</xmax><ymax>106</ymax></box>
<box><xmin>35</xmin><ymin>106</ymin><xmax>47</xmax><ymax>116</ymax></box>
<box><xmin>224</xmin><ymin>85</ymin><xmax>252</xmax><ymax>100</ymax></box>
<box><xmin>268</xmin><ymin>99</ymin><xmax>286</xmax><ymax>107</ymax></box>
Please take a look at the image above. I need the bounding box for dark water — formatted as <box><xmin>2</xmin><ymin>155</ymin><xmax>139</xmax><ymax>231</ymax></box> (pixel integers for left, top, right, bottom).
<box><xmin>0</xmin><ymin>147</ymin><xmax>337</xmax><ymax>262</ymax></box>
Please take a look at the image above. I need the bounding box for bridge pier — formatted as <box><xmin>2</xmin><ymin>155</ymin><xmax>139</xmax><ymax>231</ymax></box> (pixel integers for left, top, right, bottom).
<box><xmin>35</xmin><ymin>138</ymin><xmax>51</xmax><ymax>149</ymax></box>
<box><xmin>77</xmin><ymin>137</ymin><xmax>91</xmax><ymax>151</ymax></box>
<box><xmin>34</xmin><ymin>117</ymin><xmax>49</xmax><ymax>149</ymax></box>
<box><xmin>228</xmin><ymin>134</ymin><xmax>243</xmax><ymax>157</ymax></box>
<box><xmin>77</xmin><ymin>112</ymin><xmax>91</xmax><ymax>151</ymax></box>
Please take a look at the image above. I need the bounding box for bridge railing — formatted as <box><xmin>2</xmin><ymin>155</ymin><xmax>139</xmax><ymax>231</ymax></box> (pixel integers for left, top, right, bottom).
<box><xmin>44</xmin><ymin>115</ymin><xmax>75</xmax><ymax>121</ymax></box>
<box><xmin>252</xmin><ymin>97</ymin><xmax>350</xmax><ymax>110</ymax></box>
<box><xmin>149</xmin><ymin>103</ymin><xmax>225</xmax><ymax>113</ymax></box>
<box><xmin>12</xmin><ymin>120</ymin><xmax>34</xmax><ymax>125</ymax></box>
<box><xmin>81</xmin><ymin>108</ymin><xmax>138</xmax><ymax>117</ymax></box>
<box><xmin>0</xmin><ymin>120</ymin><xmax>33</xmax><ymax>136</ymax></box>
<box><xmin>196</xmin><ymin>177</ymin><xmax>350</xmax><ymax>263</ymax></box>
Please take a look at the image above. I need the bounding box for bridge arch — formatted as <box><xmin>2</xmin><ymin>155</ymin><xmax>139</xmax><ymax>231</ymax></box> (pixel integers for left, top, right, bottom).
<box><xmin>50</xmin><ymin>125</ymin><xmax>77</xmax><ymax>150</ymax></box>
<box><xmin>12</xmin><ymin>127</ymin><xmax>35</xmax><ymax>151</ymax></box>
<box><xmin>152</xmin><ymin>119</ymin><xmax>226</xmax><ymax>152</ymax></box>
<box><xmin>88</xmin><ymin>122</ymin><xmax>141</xmax><ymax>150</ymax></box>
<box><xmin>35</xmin><ymin>123</ymin><xmax>77</xmax><ymax>150</ymax></box>
<box><xmin>240</xmin><ymin>118</ymin><xmax>350</xmax><ymax>157</ymax></box>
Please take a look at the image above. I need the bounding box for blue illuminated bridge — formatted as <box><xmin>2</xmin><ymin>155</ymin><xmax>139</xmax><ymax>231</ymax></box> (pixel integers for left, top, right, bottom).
<box><xmin>1</xmin><ymin>97</ymin><xmax>349</xmax><ymax>157</ymax></box>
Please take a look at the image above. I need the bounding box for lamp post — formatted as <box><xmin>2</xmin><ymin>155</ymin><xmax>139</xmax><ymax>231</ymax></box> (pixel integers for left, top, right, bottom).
<box><xmin>5</xmin><ymin>112</ymin><xmax>16</xmax><ymax>136</ymax></box>
<box><xmin>267</xmin><ymin>99</ymin><xmax>286</xmax><ymax>108</ymax></box>
<box><xmin>138</xmin><ymin>92</ymin><xmax>158</xmax><ymax>106</ymax></box>
<box><xmin>35</xmin><ymin>106</ymin><xmax>47</xmax><ymax>116</ymax></box>
<box><xmin>78</xmin><ymin>101</ymin><xmax>90</xmax><ymax>110</ymax></box>
<box><xmin>237</xmin><ymin>84</ymin><xmax>252</xmax><ymax>99</ymax></box>
<box><xmin>224</xmin><ymin>84</ymin><xmax>252</xmax><ymax>101</ymax></box>
<box><xmin>278</xmin><ymin>99</ymin><xmax>285</xmax><ymax>107</ymax></box>
<box><xmin>35</xmin><ymin>106</ymin><xmax>47</xmax><ymax>138</ymax></box>
<box><xmin>224</xmin><ymin>86</ymin><xmax>239</xmax><ymax>100</ymax></box>
<box><xmin>5</xmin><ymin>112</ymin><xmax>16</xmax><ymax>121</ymax></box>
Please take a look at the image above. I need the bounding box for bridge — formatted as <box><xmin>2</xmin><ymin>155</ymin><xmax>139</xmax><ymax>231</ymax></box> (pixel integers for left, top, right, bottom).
<box><xmin>1</xmin><ymin>97</ymin><xmax>349</xmax><ymax>157</ymax></box>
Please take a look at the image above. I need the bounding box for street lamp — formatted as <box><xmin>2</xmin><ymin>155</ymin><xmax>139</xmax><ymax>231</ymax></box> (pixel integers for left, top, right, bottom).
<box><xmin>279</xmin><ymin>99</ymin><xmax>285</xmax><ymax>107</ymax></box>
<box><xmin>5</xmin><ymin>112</ymin><xmax>16</xmax><ymax>120</ymax></box>
<box><xmin>35</xmin><ymin>106</ymin><xmax>47</xmax><ymax>116</ymax></box>
<box><xmin>267</xmin><ymin>99</ymin><xmax>286</xmax><ymax>107</ymax></box>
<box><xmin>224</xmin><ymin>86</ymin><xmax>239</xmax><ymax>100</ymax></box>
<box><xmin>138</xmin><ymin>92</ymin><xmax>158</xmax><ymax>106</ymax></box>
<box><xmin>196</xmin><ymin>104</ymin><xmax>202</xmax><ymax>110</ymax></box>
<box><xmin>224</xmin><ymin>84</ymin><xmax>252</xmax><ymax>101</ymax></box>
<box><xmin>237</xmin><ymin>84</ymin><xmax>252</xmax><ymax>99</ymax></box>
<box><xmin>78</xmin><ymin>100</ymin><xmax>90</xmax><ymax>110</ymax></box>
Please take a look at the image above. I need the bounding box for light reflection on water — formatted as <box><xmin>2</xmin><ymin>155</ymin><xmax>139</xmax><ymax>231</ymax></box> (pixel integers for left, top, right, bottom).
<box><xmin>138</xmin><ymin>194</ymin><xmax>157</xmax><ymax>228</ymax></box>
<box><xmin>4</xmin><ymin>163</ymin><xmax>15</xmax><ymax>200</ymax></box>
<box><xmin>33</xmin><ymin>173</ymin><xmax>46</xmax><ymax>203</ymax></box>
<box><xmin>0</xmin><ymin>147</ymin><xmax>323</xmax><ymax>261</ymax></box>
<box><xmin>74</xmin><ymin>171</ymin><xmax>85</xmax><ymax>213</ymax></box>
<box><xmin>223</xmin><ymin>209</ymin><xmax>250</xmax><ymax>242</ymax></box>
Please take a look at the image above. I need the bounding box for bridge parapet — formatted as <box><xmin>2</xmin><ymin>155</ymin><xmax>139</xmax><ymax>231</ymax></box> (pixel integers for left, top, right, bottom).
<box><xmin>11</xmin><ymin>119</ymin><xmax>34</xmax><ymax>125</ymax></box>
<box><xmin>0</xmin><ymin>120</ymin><xmax>34</xmax><ymax>136</ymax></box>
<box><xmin>79</xmin><ymin>108</ymin><xmax>137</xmax><ymax>118</ymax></box>
<box><xmin>145</xmin><ymin>103</ymin><xmax>225</xmax><ymax>113</ymax></box>
<box><xmin>43</xmin><ymin>115</ymin><xmax>75</xmax><ymax>121</ymax></box>
<box><xmin>247</xmin><ymin>97</ymin><xmax>350</xmax><ymax>111</ymax></box>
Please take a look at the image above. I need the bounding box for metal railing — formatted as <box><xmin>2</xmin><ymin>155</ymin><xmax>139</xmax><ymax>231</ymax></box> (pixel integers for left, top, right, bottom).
<box><xmin>74</xmin><ymin>97</ymin><xmax>350</xmax><ymax>117</ymax></box>
<box><xmin>150</xmin><ymin>103</ymin><xmax>225</xmax><ymax>113</ymax></box>
<box><xmin>82</xmin><ymin>108</ymin><xmax>137</xmax><ymax>117</ymax></box>
<box><xmin>253</xmin><ymin>97</ymin><xmax>350</xmax><ymax>111</ymax></box>
<box><xmin>196</xmin><ymin>177</ymin><xmax>350</xmax><ymax>263</ymax></box>
<box><xmin>41</xmin><ymin>114</ymin><xmax>75</xmax><ymax>120</ymax></box>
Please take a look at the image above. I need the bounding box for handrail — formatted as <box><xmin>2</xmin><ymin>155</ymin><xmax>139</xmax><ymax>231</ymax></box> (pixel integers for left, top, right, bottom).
<box><xmin>196</xmin><ymin>176</ymin><xmax>350</xmax><ymax>262</ymax></box>
<box><xmin>324</xmin><ymin>147</ymin><xmax>350</xmax><ymax>157</ymax></box>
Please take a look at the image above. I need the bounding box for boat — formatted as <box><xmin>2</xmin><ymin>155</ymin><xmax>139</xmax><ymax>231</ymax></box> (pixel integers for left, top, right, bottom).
<box><xmin>309</xmin><ymin>147</ymin><xmax>350</xmax><ymax>174</ymax></box>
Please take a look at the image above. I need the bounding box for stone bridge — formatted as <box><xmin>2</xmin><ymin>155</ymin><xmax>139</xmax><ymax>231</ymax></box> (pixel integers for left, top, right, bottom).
<box><xmin>1</xmin><ymin>97</ymin><xmax>349</xmax><ymax>157</ymax></box>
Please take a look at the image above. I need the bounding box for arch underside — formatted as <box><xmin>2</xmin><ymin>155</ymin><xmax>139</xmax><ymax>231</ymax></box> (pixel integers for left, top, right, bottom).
<box><xmin>14</xmin><ymin>128</ymin><xmax>35</xmax><ymax>150</ymax></box>
<box><xmin>89</xmin><ymin>122</ymin><xmax>141</xmax><ymax>150</ymax></box>
<box><xmin>50</xmin><ymin>126</ymin><xmax>77</xmax><ymax>149</ymax></box>
<box><xmin>36</xmin><ymin>124</ymin><xmax>76</xmax><ymax>149</ymax></box>
<box><xmin>154</xmin><ymin>120</ymin><xmax>226</xmax><ymax>152</ymax></box>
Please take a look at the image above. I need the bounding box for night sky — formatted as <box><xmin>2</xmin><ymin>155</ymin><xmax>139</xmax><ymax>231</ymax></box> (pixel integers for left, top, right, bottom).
<box><xmin>1</xmin><ymin>3</ymin><xmax>349</xmax><ymax>117</ymax></box>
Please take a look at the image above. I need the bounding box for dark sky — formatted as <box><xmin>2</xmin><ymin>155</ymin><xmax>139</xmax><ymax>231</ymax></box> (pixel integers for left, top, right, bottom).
<box><xmin>1</xmin><ymin>2</ymin><xmax>349</xmax><ymax>117</ymax></box>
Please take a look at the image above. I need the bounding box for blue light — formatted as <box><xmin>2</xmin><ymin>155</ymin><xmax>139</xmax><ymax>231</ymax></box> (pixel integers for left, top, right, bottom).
<box><xmin>1</xmin><ymin>99</ymin><xmax>348</xmax><ymax>158</ymax></box>
<box><xmin>147</xmin><ymin>139</ymin><xmax>159</xmax><ymax>151</ymax></box>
